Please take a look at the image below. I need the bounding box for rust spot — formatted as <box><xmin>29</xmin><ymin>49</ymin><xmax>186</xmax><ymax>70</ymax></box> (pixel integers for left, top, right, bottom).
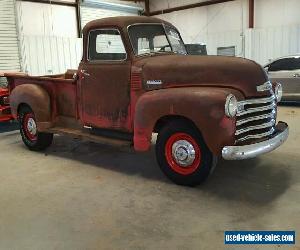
<box><xmin>219</xmin><ymin>116</ymin><xmax>235</xmax><ymax>135</ymax></box>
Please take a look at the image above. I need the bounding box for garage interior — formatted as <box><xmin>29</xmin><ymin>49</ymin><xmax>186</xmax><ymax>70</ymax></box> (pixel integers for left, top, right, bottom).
<box><xmin>0</xmin><ymin>0</ymin><xmax>299</xmax><ymax>249</ymax></box>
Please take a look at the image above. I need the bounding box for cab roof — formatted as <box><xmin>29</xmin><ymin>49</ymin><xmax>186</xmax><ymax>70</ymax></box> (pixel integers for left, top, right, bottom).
<box><xmin>82</xmin><ymin>16</ymin><xmax>173</xmax><ymax>33</ymax></box>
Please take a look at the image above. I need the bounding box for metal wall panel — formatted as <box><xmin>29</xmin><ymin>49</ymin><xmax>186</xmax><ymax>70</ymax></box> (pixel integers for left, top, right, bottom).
<box><xmin>19</xmin><ymin>26</ymin><xmax>300</xmax><ymax>75</ymax></box>
<box><xmin>81</xmin><ymin>0</ymin><xmax>140</xmax><ymax>29</ymax></box>
<box><xmin>81</xmin><ymin>6</ymin><xmax>133</xmax><ymax>29</ymax></box>
<box><xmin>21</xmin><ymin>35</ymin><xmax>82</xmax><ymax>75</ymax></box>
<box><xmin>245</xmin><ymin>24</ymin><xmax>300</xmax><ymax>65</ymax></box>
<box><xmin>15</xmin><ymin>0</ymin><xmax>141</xmax><ymax>76</ymax></box>
<box><xmin>0</xmin><ymin>0</ymin><xmax>21</xmax><ymax>72</ymax></box>
<box><xmin>202</xmin><ymin>25</ymin><xmax>300</xmax><ymax>66</ymax></box>
<box><xmin>205</xmin><ymin>30</ymin><xmax>243</xmax><ymax>58</ymax></box>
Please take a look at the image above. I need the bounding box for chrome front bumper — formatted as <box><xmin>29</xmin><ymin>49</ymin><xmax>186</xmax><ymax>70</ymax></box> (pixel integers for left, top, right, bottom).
<box><xmin>222</xmin><ymin>122</ymin><xmax>289</xmax><ymax>160</ymax></box>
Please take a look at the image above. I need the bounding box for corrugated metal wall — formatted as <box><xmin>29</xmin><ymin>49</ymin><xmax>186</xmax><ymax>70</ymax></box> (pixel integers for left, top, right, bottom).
<box><xmin>201</xmin><ymin>25</ymin><xmax>300</xmax><ymax>66</ymax></box>
<box><xmin>245</xmin><ymin>24</ymin><xmax>300</xmax><ymax>65</ymax></box>
<box><xmin>10</xmin><ymin>0</ymin><xmax>300</xmax><ymax>74</ymax></box>
<box><xmin>19</xmin><ymin>26</ymin><xmax>300</xmax><ymax>75</ymax></box>
<box><xmin>14</xmin><ymin>0</ymin><xmax>141</xmax><ymax>76</ymax></box>
<box><xmin>21</xmin><ymin>36</ymin><xmax>82</xmax><ymax>76</ymax></box>
<box><xmin>205</xmin><ymin>31</ymin><xmax>244</xmax><ymax>58</ymax></box>
<box><xmin>81</xmin><ymin>0</ymin><xmax>140</xmax><ymax>29</ymax></box>
<box><xmin>0</xmin><ymin>0</ymin><xmax>20</xmax><ymax>86</ymax></box>
<box><xmin>81</xmin><ymin>6</ymin><xmax>134</xmax><ymax>29</ymax></box>
<box><xmin>16</xmin><ymin>0</ymin><xmax>81</xmax><ymax>76</ymax></box>
<box><xmin>153</xmin><ymin>0</ymin><xmax>300</xmax><ymax>66</ymax></box>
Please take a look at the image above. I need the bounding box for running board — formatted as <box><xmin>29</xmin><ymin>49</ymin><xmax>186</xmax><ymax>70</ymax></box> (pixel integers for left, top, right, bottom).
<box><xmin>48</xmin><ymin>127</ymin><xmax>132</xmax><ymax>147</ymax></box>
<box><xmin>89</xmin><ymin>127</ymin><xmax>133</xmax><ymax>141</ymax></box>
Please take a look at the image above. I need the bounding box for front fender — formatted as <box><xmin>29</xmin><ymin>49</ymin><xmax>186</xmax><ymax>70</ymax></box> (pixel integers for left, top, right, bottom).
<box><xmin>10</xmin><ymin>84</ymin><xmax>52</xmax><ymax>130</ymax></box>
<box><xmin>134</xmin><ymin>87</ymin><xmax>243</xmax><ymax>155</ymax></box>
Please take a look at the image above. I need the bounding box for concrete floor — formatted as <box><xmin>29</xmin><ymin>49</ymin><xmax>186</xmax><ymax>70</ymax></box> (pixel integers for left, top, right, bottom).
<box><xmin>0</xmin><ymin>106</ymin><xmax>299</xmax><ymax>250</ymax></box>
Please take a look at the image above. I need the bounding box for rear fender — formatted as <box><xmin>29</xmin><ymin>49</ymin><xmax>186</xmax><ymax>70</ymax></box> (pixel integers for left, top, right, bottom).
<box><xmin>134</xmin><ymin>87</ymin><xmax>243</xmax><ymax>155</ymax></box>
<box><xmin>10</xmin><ymin>84</ymin><xmax>52</xmax><ymax>131</ymax></box>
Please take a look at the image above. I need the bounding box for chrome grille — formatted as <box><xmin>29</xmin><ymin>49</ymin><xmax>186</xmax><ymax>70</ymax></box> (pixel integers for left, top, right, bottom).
<box><xmin>235</xmin><ymin>95</ymin><xmax>276</xmax><ymax>143</ymax></box>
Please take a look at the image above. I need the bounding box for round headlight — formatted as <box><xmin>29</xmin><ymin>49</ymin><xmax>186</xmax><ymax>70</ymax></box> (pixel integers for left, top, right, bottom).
<box><xmin>225</xmin><ymin>94</ymin><xmax>238</xmax><ymax>118</ymax></box>
<box><xmin>274</xmin><ymin>83</ymin><xmax>283</xmax><ymax>102</ymax></box>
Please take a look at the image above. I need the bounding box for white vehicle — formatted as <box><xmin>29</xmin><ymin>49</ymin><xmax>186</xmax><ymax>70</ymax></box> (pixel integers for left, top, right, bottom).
<box><xmin>264</xmin><ymin>55</ymin><xmax>300</xmax><ymax>102</ymax></box>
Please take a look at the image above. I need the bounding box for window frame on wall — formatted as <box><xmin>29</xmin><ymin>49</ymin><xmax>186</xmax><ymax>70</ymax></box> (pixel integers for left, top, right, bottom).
<box><xmin>217</xmin><ymin>46</ymin><xmax>236</xmax><ymax>57</ymax></box>
<box><xmin>87</xmin><ymin>28</ymin><xmax>128</xmax><ymax>62</ymax></box>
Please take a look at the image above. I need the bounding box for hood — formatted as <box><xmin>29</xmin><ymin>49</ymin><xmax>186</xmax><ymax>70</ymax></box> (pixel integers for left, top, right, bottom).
<box><xmin>134</xmin><ymin>55</ymin><xmax>271</xmax><ymax>98</ymax></box>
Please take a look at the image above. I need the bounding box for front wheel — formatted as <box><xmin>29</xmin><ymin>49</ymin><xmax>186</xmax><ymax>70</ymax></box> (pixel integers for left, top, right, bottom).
<box><xmin>156</xmin><ymin>120</ymin><xmax>215</xmax><ymax>186</ymax></box>
<box><xmin>18</xmin><ymin>105</ymin><xmax>53</xmax><ymax>151</ymax></box>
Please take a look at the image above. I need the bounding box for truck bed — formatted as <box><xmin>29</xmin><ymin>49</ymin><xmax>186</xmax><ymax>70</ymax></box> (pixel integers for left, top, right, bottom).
<box><xmin>5</xmin><ymin>70</ymin><xmax>79</xmax><ymax>119</ymax></box>
<box><xmin>3</xmin><ymin>69</ymin><xmax>77</xmax><ymax>82</ymax></box>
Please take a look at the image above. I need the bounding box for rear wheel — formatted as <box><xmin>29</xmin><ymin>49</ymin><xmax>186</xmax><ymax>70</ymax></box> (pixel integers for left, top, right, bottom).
<box><xmin>18</xmin><ymin>105</ymin><xmax>53</xmax><ymax>151</ymax></box>
<box><xmin>156</xmin><ymin>120</ymin><xmax>215</xmax><ymax>186</ymax></box>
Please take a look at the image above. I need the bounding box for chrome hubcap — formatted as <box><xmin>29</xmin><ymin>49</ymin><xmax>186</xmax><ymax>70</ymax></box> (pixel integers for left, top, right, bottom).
<box><xmin>27</xmin><ymin>118</ymin><xmax>37</xmax><ymax>135</ymax></box>
<box><xmin>172</xmin><ymin>140</ymin><xmax>196</xmax><ymax>167</ymax></box>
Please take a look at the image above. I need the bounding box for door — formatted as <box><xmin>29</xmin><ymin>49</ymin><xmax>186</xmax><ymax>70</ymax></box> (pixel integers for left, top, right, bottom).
<box><xmin>267</xmin><ymin>57</ymin><xmax>300</xmax><ymax>101</ymax></box>
<box><xmin>79</xmin><ymin>28</ymin><xmax>131</xmax><ymax>132</ymax></box>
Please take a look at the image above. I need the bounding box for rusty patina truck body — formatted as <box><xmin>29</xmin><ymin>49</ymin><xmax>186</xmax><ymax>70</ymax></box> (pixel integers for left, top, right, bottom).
<box><xmin>5</xmin><ymin>16</ymin><xmax>289</xmax><ymax>186</ymax></box>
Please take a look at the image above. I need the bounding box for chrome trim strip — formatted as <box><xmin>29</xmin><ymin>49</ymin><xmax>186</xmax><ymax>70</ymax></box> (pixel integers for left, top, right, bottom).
<box><xmin>236</xmin><ymin>110</ymin><xmax>276</xmax><ymax>126</ymax></box>
<box><xmin>235</xmin><ymin>119</ymin><xmax>276</xmax><ymax>135</ymax></box>
<box><xmin>237</xmin><ymin>102</ymin><xmax>276</xmax><ymax>116</ymax></box>
<box><xmin>236</xmin><ymin>128</ymin><xmax>275</xmax><ymax>142</ymax></box>
<box><xmin>222</xmin><ymin>123</ymin><xmax>289</xmax><ymax>160</ymax></box>
<box><xmin>238</xmin><ymin>94</ymin><xmax>275</xmax><ymax>106</ymax></box>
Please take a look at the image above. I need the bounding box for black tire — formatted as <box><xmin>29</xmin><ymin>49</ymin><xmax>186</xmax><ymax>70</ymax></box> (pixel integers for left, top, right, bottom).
<box><xmin>156</xmin><ymin>120</ymin><xmax>215</xmax><ymax>186</ymax></box>
<box><xmin>18</xmin><ymin>105</ymin><xmax>53</xmax><ymax>151</ymax></box>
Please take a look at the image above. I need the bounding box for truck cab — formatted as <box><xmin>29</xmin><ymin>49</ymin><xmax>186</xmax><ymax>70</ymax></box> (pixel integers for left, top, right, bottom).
<box><xmin>5</xmin><ymin>16</ymin><xmax>289</xmax><ymax>186</ymax></box>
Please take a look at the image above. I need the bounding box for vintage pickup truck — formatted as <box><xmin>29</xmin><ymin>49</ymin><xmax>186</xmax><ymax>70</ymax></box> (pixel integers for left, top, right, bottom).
<box><xmin>4</xmin><ymin>16</ymin><xmax>289</xmax><ymax>186</ymax></box>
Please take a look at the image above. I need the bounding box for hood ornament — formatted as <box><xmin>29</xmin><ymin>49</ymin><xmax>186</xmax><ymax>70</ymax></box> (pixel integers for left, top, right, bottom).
<box><xmin>257</xmin><ymin>81</ymin><xmax>272</xmax><ymax>92</ymax></box>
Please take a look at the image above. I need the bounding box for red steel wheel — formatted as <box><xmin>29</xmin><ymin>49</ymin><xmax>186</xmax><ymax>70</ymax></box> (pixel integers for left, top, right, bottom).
<box><xmin>22</xmin><ymin>113</ymin><xmax>38</xmax><ymax>142</ymax></box>
<box><xmin>19</xmin><ymin>105</ymin><xmax>53</xmax><ymax>151</ymax></box>
<box><xmin>156</xmin><ymin>120</ymin><xmax>214</xmax><ymax>186</ymax></box>
<box><xmin>165</xmin><ymin>132</ymin><xmax>201</xmax><ymax>175</ymax></box>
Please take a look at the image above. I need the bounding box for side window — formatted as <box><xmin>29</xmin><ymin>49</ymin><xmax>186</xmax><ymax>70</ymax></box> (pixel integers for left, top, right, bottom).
<box><xmin>88</xmin><ymin>29</ymin><xmax>126</xmax><ymax>61</ymax></box>
<box><xmin>269</xmin><ymin>58</ymin><xmax>300</xmax><ymax>72</ymax></box>
<box><xmin>286</xmin><ymin>57</ymin><xmax>300</xmax><ymax>70</ymax></box>
<box><xmin>269</xmin><ymin>59</ymin><xmax>285</xmax><ymax>72</ymax></box>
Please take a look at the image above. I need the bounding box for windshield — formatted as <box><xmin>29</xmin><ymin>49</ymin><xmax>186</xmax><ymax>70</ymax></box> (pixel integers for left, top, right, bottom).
<box><xmin>128</xmin><ymin>24</ymin><xmax>187</xmax><ymax>56</ymax></box>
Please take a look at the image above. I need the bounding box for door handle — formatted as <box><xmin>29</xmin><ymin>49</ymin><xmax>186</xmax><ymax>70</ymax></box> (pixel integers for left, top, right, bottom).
<box><xmin>80</xmin><ymin>69</ymin><xmax>90</xmax><ymax>77</ymax></box>
<box><xmin>293</xmin><ymin>73</ymin><xmax>300</xmax><ymax>78</ymax></box>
